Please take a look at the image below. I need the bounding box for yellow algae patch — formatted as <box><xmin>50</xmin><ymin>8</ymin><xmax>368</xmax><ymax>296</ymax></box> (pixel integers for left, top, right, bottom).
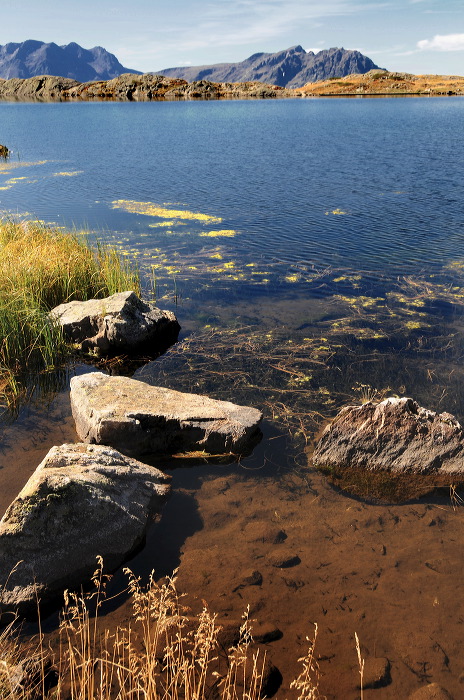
<box><xmin>285</xmin><ymin>274</ymin><xmax>300</xmax><ymax>283</ymax></box>
<box><xmin>209</xmin><ymin>253</ymin><xmax>223</xmax><ymax>260</ymax></box>
<box><xmin>333</xmin><ymin>275</ymin><xmax>362</xmax><ymax>283</ymax></box>
<box><xmin>0</xmin><ymin>185</ymin><xmax>12</xmax><ymax>191</ymax></box>
<box><xmin>199</xmin><ymin>230</ymin><xmax>237</xmax><ymax>238</ymax></box>
<box><xmin>111</xmin><ymin>199</ymin><xmax>222</xmax><ymax>223</ymax></box>
<box><xmin>0</xmin><ymin>160</ymin><xmax>47</xmax><ymax>173</ymax></box>
<box><xmin>53</xmin><ymin>171</ymin><xmax>83</xmax><ymax>177</ymax></box>
<box><xmin>5</xmin><ymin>176</ymin><xmax>28</xmax><ymax>184</ymax></box>
<box><xmin>404</xmin><ymin>321</ymin><xmax>430</xmax><ymax>330</ymax></box>
<box><xmin>325</xmin><ymin>208</ymin><xmax>348</xmax><ymax>215</ymax></box>
<box><xmin>149</xmin><ymin>221</ymin><xmax>178</xmax><ymax>227</ymax></box>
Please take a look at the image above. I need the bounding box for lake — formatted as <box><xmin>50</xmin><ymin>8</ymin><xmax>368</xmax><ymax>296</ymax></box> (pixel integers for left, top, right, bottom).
<box><xmin>1</xmin><ymin>96</ymin><xmax>464</xmax><ymax>698</ymax></box>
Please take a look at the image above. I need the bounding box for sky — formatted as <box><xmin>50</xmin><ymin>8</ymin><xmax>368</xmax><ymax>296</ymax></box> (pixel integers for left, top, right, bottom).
<box><xmin>1</xmin><ymin>0</ymin><xmax>463</xmax><ymax>75</ymax></box>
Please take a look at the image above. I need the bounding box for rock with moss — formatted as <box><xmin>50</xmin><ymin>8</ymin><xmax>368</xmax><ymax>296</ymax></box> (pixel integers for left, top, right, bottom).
<box><xmin>70</xmin><ymin>372</ymin><xmax>263</xmax><ymax>457</ymax></box>
<box><xmin>313</xmin><ymin>397</ymin><xmax>464</xmax><ymax>475</ymax></box>
<box><xmin>0</xmin><ymin>443</ymin><xmax>171</xmax><ymax>614</ymax></box>
<box><xmin>0</xmin><ymin>144</ymin><xmax>9</xmax><ymax>158</ymax></box>
<box><xmin>49</xmin><ymin>290</ymin><xmax>180</xmax><ymax>355</ymax></box>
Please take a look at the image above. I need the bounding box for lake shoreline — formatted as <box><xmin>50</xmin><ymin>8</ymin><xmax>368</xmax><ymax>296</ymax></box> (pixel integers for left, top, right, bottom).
<box><xmin>0</xmin><ymin>69</ymin><xmax>463</xmax><ymax>102</ymax></box>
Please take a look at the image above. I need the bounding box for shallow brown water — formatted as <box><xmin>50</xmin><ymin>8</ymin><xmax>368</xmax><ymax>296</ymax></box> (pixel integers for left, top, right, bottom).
<box><xmin>2</xmin><ymin>385</ymin><xmax>464</xmax><ymax>699</ymax></box>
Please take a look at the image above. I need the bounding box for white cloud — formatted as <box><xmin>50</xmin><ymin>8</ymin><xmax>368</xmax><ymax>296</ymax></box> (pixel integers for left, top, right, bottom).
<box><xmin>417</xmin><ymin>33</ymin><xmax>464</xmax><ymax>51</ymax></box>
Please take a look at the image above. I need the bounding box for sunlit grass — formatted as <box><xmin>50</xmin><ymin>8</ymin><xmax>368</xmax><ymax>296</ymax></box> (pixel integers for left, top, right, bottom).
<box><xmin>0</xmin><ymin>219</ymin><xmax>140</xmax><ymax>409</ymax></box>
<box><xmin>0</xmin><ymin>562</ymin><xmax>321</xmax><ymax>700</ymax></box>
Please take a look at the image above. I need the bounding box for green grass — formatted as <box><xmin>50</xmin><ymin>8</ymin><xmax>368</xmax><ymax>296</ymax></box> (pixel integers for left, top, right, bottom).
<box><xmin>0</xmin><ymin>219</ymin><xmax>140</xmax><ymax>409</ymax></box>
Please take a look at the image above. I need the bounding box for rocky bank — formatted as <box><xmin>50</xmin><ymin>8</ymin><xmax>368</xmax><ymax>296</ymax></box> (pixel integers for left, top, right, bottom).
<box><xmin>0</xmin><ymin>73</ymin><xmax>300</xmax><ymax>101</ymax></box>
<box><xmin>0</xmin><ymin>70</ymin><xmax>462</xmax><ymax>101</ymax></box>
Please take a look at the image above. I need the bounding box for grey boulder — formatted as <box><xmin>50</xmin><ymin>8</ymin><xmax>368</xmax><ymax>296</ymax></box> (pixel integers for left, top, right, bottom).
<box><xmin>70</xmin><ymin>372</ymin><xmax>262</xmax><ymax>456</ymax></box>
<box><xmin>49</xmin><ymin>290</ymin><xmax>180</xmax><ymax>355</ymax></box>
<box><xmin>0</xmin><ymin>443</ymin><xmax>170</xmax><ymax>614</ymax></box>
<box><xmin>313</xmin><ymin>397</ymin><xmax>464</xmax><ymax>474</ymax></box>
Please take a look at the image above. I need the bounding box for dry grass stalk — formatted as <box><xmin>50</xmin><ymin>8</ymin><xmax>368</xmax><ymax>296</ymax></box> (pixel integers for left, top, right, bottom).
<box><xmin>49</xmin><ymin>562</ymin><xmax>267</xmax><ymax>700</ymax></box>
<box><xmin>289</xmin><ymin>623</ymin><xmax>321</xmax><ymax>700</ymax></box>
<box><xmin>355</xmin><ymin>632</ymin><xmax>364</xmax><ymax>700</ymax></box>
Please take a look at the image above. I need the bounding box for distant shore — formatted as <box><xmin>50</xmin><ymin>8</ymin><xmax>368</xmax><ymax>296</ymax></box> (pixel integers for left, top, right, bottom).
<box><xmin>0</xmin><ymin>69</ymin><xmax>463</xmax><ymax>102</ymax></box>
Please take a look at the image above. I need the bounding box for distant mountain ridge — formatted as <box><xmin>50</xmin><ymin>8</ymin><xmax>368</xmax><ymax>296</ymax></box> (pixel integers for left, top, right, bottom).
<box><xmin>159</xmin><ymin>45</ymin><xmax>384</xmax><ymax>88</ymax></box>
<box><xmin>0</xmin><ymin>40</ymin><xmax>141</xmax><ymax>81</ymax></box>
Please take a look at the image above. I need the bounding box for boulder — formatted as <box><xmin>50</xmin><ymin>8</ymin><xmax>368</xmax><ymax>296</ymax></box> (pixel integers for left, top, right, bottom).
<box><xmin>70</xmin><ymin>372</ymin><xmax>262</xmax><ymax>456</ymax></box>
<box><xmin>49</xmin><ymin>290</ymin><xmax>180</xmax><ymax>355</ymax></box>
<box><xmin>0</xmin><ymin>443</ymin><xmax>170</xmax><ymax>614</ymax></box>
<box><xmin>313</xmin><ymin>397</ymin><xmax>464</xmax><ymax>475</ymax></box>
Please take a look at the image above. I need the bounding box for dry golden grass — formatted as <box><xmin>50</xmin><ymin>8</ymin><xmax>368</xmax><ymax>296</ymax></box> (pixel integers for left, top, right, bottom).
<box><xmin>300</xmin><ymin>70</ymin><xmax>464</xmax><ymax>96</ymax></box>
<box><xmin>0</xmin><ymin>560</ymin><xmax>322</xmax><ymax>700</ymax></box>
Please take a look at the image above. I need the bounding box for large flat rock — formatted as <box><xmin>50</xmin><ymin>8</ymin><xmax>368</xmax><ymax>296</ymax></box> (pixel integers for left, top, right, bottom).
<box><xmin>49</xmin><ymin>290</ymin><xmax>180</xmax><ymax>355</ymax></box>
<box><xmin>70</xmin><ymin>372</ymin><xmax>263</xmax><ymax>456</ymax></box>
<box><xmin>0</xmin><ymin>443</ymin><xmax>170</xmax><ymax>614</ymax></box>
<box><xmin>313</xmin><ymin>397</ymin><xmax>464</xmax><ymax>474</ymax></box>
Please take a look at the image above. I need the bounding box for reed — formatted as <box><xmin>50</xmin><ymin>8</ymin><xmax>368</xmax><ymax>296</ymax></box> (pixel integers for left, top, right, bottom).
<box><xmin>0</xmin><ymin>563</ymin><xmax>321</xmax><ymax>700</ymax></box>
<box><xmin>0</xmin><ymin>219</ymin><xmax>140</xmax><ymax>408</ymax></box>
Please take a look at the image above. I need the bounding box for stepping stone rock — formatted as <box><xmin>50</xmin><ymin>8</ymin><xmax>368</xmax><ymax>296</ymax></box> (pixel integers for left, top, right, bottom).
<box><xmin>70</xmin><ymin>372</ymin><xmax>263</xmax><ymax>457</ymax></box>
<box><xmin>0</xmin><ymin>443</ymin><xmax>170</xmax><ymax>614</ymax></box>
<box><xmin>409</xmin><ymin>683</ymin><xmax>454</xmax><ymax>700</ymax></box>
<box><xmin>50</xmin><ymin>290</ymin><xmax>180</xmax><ymax>355</ymax></box>
<box><xmin>313</xmin><ymin>397</ymin><xmax>464</xmax><ymax>474</ymax></box>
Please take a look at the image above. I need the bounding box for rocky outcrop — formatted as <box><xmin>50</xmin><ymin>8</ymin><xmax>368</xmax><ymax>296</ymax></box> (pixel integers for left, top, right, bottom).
<box><xmin>0</xmin><ymin>143</ymin><xmax>9</xmax><ymax>158</ymax></box>
<box><xmin>49</xmin><ymin>290</ymin><xmax>180</xmax><ymax>355</ymax></box>
<box><xmin>313</xmin><ymin>397</ymin><xmax>464</xmax><ymax>475</ymax></box>
<box><xmin>70</xmin><ymin>372</ymin><xmax>263</xmax><ymax>456</ymax></box>
<box><xmin>0</xmin><ymin>443</ymin><xmax>170</xmax><ymax>614</ymax></box>
<box><xmin>0</xmin><ymin>73</ymin><xmax>298</xmax><ymax>102</ymax></box>
<box><xmin>0</xmin><ymin>75</ymin><xmax>80</xmax><ymax>100</ymax></box>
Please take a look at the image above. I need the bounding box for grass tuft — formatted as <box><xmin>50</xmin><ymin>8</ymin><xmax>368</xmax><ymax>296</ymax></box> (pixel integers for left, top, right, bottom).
<box><xmin>0</xmin><ymin>218</ymin><xmax>140</xmax><ymax>410</ymax></box>
<box><xmin>0</xmin><ymin>560</ymin><xmax>323</xmax><ymax>699</ymax></box>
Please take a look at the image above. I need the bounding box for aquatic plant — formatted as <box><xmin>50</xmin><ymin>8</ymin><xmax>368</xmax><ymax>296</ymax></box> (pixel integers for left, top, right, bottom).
<box><xmin>0</xmin><ymin>219</ymin><xmax>140</xmax><ymax>410</ymax></box>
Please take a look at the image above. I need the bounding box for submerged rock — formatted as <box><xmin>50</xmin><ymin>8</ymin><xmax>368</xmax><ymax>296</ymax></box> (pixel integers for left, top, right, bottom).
<box><xmin>70</xmin><ymin>372</ymin><xmax>262</xmax><ymax>456</ymax></box>
<box><xmin>409</xmin><ymin>683</ymin><xmax>454</xmax><ymax>700</ymax></box>
<box><xmin>0</xmin><ymin>443</ymin><xmax>170</xmax><ymax>614</ymax></box>
<box><xmin>313</xmin><ymin>397</ymin><xmax>464</xmax><ymax>475</ymax></box>
<box><xmin>49</xmin><ymin>290</ymin><xmax>180</xmax><ymax>355</ymax></box>
<box><xmin>362</xmin><ymin>657</ymin><xmax>391</xmax><ymax>689</ymax></box>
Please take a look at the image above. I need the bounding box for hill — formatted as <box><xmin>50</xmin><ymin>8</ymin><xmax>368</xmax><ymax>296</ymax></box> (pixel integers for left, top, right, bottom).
<box><xmin>299</xmin><ymin>70</ymin><xmax>464</xmax><ymax>95</ymax></box>
<box><xmin>0</xmin><ymin>40</ymin><xmax>141</xmax><ymax>81</ymax></box>
<box><xmin>159</xmin><ymin>45</ymin><xmax>383</xmax><ymax>88</ymax></box>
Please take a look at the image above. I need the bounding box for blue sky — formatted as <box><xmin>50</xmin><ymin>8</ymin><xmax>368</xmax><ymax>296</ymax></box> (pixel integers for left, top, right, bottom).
<box><xmin>1</xmin><ymin>0</ymin><xmax>463</xmax><ymax>75</ymax></box>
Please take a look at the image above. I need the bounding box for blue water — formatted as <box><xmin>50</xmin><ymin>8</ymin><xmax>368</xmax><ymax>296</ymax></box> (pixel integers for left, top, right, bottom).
<box><xmin>0</xmin><ymin>97</ymin><xmax>463</xmax><ymax>279</ymax></box>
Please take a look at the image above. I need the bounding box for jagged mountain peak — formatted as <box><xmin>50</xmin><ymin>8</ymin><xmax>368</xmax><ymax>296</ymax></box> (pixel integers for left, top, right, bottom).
<box><xmin>159</xmin><ymin>45</ymin><xmax>384</xmax><ymax>88</ymax></box>
<box><xmin>0</xmin><ymin>40</ymin><xmax>141</xmax><ymax>81</ymax></box>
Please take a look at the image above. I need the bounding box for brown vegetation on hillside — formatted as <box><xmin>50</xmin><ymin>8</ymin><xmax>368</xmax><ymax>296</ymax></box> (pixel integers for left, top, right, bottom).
<box><xmin>300</xmin><ymin>69</ymin><xmax>464</xmax><ymax>96</ymax></box>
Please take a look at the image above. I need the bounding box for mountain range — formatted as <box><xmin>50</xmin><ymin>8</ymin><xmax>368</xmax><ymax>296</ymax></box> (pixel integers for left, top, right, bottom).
<box><xmin>159</xmin><ymin>45</ymin><xmax>384</xmax><ymax>88</ymax></box>
<box><xmin>0</xmin><ymin>40</ymin><xmax>141</xmax><ymax>81</ymax></box>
